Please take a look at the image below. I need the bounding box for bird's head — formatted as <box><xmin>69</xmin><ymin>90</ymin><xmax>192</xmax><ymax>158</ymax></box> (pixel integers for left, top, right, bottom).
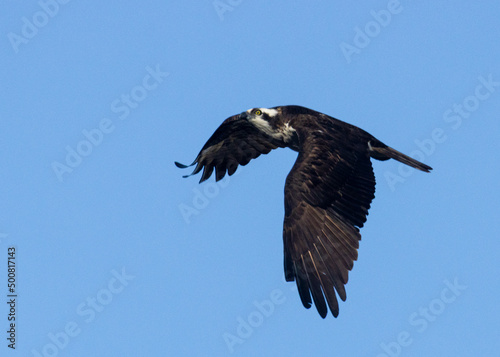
<box><xmin>239</xmin><ymin>107</ymin><xmax>289</xmax><ymax>140</ymax></box>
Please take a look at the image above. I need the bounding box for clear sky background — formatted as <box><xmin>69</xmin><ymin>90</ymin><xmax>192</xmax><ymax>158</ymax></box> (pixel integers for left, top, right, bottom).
<box><xmin>1</xmin><ymin>1</ymin><xmax>499</xmax><ymax>356</ymax></box>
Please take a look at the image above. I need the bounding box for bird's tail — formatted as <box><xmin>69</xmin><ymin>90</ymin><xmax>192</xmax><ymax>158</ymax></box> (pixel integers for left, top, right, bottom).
<box><xmin>368</xmin><ymin>140</ymin><xmax>432</xmax><ymax>172</ymax></box>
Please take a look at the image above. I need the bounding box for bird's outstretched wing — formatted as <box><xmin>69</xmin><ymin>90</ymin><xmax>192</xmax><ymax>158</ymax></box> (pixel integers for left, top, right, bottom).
<box><xmin>175</xmin><ymin>114</ymin><xmax>286</xmax><ymax>183</ymax></box>
<box><xmin>283</xmin><ymin>128</ymin><xmax>376</xmax><ymax>318</ymax></box>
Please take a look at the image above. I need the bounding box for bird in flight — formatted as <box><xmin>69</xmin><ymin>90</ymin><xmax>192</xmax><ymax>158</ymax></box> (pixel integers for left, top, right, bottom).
<box><xmin>176</xmin><ymin>105</ymin><xmax>432</xmax><ymax>318</ymax></box>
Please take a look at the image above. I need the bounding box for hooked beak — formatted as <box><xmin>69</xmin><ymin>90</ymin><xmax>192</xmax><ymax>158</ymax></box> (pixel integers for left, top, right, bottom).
<box><xmin>239</xmin><ymin>112</ymin><xmax>249</xmax><ymax>120</ymax></box>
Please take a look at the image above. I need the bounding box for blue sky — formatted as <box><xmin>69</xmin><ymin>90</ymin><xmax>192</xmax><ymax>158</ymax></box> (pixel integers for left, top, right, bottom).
<box><xmin>1</xmin><ymin>1</ymin><xmax>499</xmax><ymax>356</ymax></box>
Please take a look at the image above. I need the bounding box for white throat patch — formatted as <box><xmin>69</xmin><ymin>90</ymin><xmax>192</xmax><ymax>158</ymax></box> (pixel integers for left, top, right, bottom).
<box><xmin>248</xmin><ymin>116</ymin><xmax>296</xmax><ymax>143</ymax></box>
<box><xmin>248</xmin><ymin>117</ymin><xmax>275</xmax><ymax>136</ymax></box>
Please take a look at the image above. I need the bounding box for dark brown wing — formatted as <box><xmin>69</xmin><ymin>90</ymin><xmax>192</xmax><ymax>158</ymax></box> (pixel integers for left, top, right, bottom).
<box><xmin>175</xmin><ymin>114</ymin><xmax>286</xmax><ymax>183</ymax></box>
<box><xmin>283</xmin><ymin>126</ymin><xmax>376</xmax><ymax>318</ymax></box>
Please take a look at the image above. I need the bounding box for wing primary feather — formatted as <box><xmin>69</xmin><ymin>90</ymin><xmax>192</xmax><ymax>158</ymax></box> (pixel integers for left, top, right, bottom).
<box><xmin>215</xmin><ymin>164</ymin><xmax>227</xmax><ymax>181</ymax></box>
<box><xmin>227</xmin><ymin>161</ymin><xmax>238</xmax><ymax>176</ymax></box>
<box><xmin>199</xmin><ymin>164</ymin><xmax>214</xmax><ymax>183</ymax></box>
<box><xmin>294</xmin><ymin>260</ymin><xmax>312</xmax><ymax>309</ymax></box>
<box><xmin>315</xmin><ymin>234</ymin><xmax>347</xmax><ymax>301</ymax></box>
<box><xmin>180</xmin><ymin>161</ymin><xmax>204</xmax><ymax>179</ymax></box>
<box><xmin>312</xmin><ymin>242</ymin><xmax>342</xmax><ymax>315</ymax></box>
<box><xmin>303</xmin><ymin>210</ymin><xmax>349</xmax><ymax>299</ymax></box>
<box><xmin>174</xmin><ymin>161</ymin><xmax>195</xmax><ymax>169</ymax></box>
<box><xmin>303</xmin><ymin>251</ymin><xmax>328</xmax><ymax>318</ymax></box>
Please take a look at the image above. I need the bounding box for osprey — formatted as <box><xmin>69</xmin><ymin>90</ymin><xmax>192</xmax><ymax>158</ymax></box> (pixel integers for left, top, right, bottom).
<box><xmin>176</xmin><ymin>105</ymin><xmax>431</xmax><ymax>318</ymax></box>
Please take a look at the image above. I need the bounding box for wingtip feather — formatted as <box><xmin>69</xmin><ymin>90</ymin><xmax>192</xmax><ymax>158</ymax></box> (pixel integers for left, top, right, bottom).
<box><xmin>174</xmin><ymin>161</ymin><xmax>191</xmax><ymax>168</ymax></box>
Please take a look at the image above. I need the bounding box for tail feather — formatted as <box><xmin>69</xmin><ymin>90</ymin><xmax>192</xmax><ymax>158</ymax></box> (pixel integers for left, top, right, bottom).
<box><xmin>369</xmin><ymin>142</ymin><xmax>432</xmax><ymax>173</ymax></box>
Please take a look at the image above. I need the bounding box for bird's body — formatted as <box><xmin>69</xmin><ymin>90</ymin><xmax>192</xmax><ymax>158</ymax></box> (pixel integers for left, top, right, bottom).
<box><xmin>176</xmin><ymin>105</ymin><xmax>431</xmax><ymax>318</ymax></box>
